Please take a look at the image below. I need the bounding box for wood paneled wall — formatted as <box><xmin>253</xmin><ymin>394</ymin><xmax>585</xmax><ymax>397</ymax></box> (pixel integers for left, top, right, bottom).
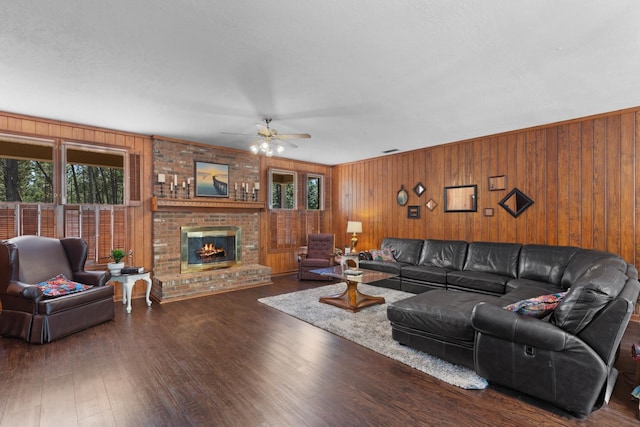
<box><xmin>259</xmin><ymin>156</ymin><xmax>333</xmax><ymax>274</ymax></box>
<box><xmin>0</xmin><ymin>111</ymin><xmax>154</xmax><ymax>300</ymax></box>
<box><xmin>332</xmin><ymin>107</ymin><xmax>640</xmax><ymax>266</ymax></box>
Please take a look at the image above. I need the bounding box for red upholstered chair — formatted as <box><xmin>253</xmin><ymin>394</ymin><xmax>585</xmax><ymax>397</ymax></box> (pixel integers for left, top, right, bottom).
<box><xmin>298</xmin><ymin>234</ymin><xmax>335</xmax><ymax>280</ymax></box>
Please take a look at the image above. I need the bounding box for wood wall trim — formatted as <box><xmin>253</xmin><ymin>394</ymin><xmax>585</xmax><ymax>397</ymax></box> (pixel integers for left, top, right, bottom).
<box><xmin>0</xmin><ymin>110</ymin><xmax>150</xmax><ymax>139</ymax></box>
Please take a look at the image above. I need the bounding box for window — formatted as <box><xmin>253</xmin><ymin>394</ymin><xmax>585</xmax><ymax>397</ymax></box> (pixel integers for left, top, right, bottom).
<box><xmin>64</xmin><ymin>143</ymin><xmax>125</xmax><ymax>205</ymax></box>
<box><xmin>0</xmin><ymin>135</ymin><xmax>132</xmax><ymax>264</ymax></box>
<box><xmin>306</xmin><ymin>174</ymin><xmax>323</xmax><ymax>210</ymax></box>
<box><xmin>0</xmin><ymin>137</ymin><xmax>54</xmax><ymax>203</ymax></box>
<box><xmin>269</xmin><ymin>169</ymin><xmax>297</xmax><ymax>209</ymax></box>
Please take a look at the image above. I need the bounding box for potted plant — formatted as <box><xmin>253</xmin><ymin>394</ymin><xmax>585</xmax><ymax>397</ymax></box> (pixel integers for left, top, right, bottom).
<box><xmin>108</xmin><ymin>249</ymin><xmax>126</xmax><ymax>276</ymax></box>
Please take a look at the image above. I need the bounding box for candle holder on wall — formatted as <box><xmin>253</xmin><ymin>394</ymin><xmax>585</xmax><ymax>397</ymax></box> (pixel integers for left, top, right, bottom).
<box><xmin>157</xmin><ymin>173</ymin><xmax>166</xmax><ymax>198</ymax></box>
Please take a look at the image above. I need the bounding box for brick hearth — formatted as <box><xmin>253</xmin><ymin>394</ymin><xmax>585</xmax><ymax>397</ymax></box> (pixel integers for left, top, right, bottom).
<box><xmin>151</xmin><ymin>137</ymin><xmax>272</xmax><ymax>302</ymax></box>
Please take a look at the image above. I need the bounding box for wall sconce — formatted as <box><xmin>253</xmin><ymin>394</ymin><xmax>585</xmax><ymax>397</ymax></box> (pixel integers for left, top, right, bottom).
<box><xmin>346</xmin><ymin>221</ymin><xmax>362</xmax><ymax>252</ymax></box>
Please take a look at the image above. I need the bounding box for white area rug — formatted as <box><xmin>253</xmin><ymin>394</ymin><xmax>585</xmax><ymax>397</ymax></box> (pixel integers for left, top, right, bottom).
<box><xmin>258</xmin><ymin>283</ymin><xmax>488</xmax><ymax>390</ymax></box>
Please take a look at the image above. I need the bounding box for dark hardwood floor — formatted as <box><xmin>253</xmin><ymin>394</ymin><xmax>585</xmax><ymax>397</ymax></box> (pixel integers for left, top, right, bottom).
<box><xmin>1</xmin><ymin>274</ymin><xmax>639</xmax><ymax>426</ymax></box>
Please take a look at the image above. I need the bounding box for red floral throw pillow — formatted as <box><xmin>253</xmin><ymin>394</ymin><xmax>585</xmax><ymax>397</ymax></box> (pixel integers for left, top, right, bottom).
<box><xmin>504</xmin><ymin>292</ymin><xmax>567</xmax><ymax>318</ymax></box>
<box><xmin>37</xmin><ymin>274</ymin><xmax>93</xmax><ymax>298</ymax></box>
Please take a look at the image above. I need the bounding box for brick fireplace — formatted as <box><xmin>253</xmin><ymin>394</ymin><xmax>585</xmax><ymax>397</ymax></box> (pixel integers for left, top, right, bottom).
<box><xmin>151</xmin><ymin>137</ymin><xmax>271</xmax><ymax>303</ymax></box>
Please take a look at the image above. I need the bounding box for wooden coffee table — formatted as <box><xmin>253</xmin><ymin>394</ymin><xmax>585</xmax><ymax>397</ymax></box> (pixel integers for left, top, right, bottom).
<box><xmin>311</xmin><ymin>266</ymin><xmax>397</xmax><ymax>312</ymax></box>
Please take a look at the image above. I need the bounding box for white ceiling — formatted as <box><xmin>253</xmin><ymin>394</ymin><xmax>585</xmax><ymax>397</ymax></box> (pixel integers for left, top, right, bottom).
<box><xmin>1</xmin><ymin>1</ymin><xmax>639</xmax><ymax>165</ymax></box>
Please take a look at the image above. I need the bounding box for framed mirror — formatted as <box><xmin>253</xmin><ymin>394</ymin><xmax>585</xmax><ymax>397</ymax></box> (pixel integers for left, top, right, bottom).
<box><xmin>488</xmin><ymin>175</ymin><xmax>507</xmax><ymax>191</ymax></box>
<box><xmin>444</xmin><ymin>184</ymin><xmax>477</xmax><ymax>212</ymax></box>
<box><xmin>269</xmin><ymin>169</ymin><xmax>297</xmax><ymax>209</ymax></box>
<box><xmin>413</xmin><ymin>182</ymin><xmax>426</xmax><ymax>197</ymax></box>
<box><xmin>397</xmin><ymin>185</ymin><xmax>409</xmax><ymax>206</ymax></box>
<box><xmin>499</xmin><ymin>188</ymin><xmax>534</xmax><ymax>217</ymax></box>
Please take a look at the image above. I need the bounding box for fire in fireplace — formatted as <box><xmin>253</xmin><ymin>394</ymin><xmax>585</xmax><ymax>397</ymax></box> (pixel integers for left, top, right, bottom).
<box><xmin>180</xmin><ymin>226</ymin><xmax>242</xmax><ymax>273</ymax></box>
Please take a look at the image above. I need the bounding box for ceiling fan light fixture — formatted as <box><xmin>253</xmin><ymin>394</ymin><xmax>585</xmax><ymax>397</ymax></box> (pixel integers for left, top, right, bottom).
<box><xmin>244</xmin><ymin>118</ymin><xmax>310</xmax><ymax>157</ymax></box>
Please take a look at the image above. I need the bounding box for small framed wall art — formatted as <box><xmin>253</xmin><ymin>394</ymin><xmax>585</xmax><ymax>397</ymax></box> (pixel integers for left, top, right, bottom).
<box><xmin>413</xmin><ymin>182</ymin><xmax>426</xmax><ymax>197</ymax></box>
<box><xmin>407</xmin><ymin>205</ymin><xmax>420</xmax><ymax>219</ymax></box>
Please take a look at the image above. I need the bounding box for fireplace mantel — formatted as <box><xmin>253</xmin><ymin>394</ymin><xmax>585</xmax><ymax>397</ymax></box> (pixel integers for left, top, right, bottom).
<box><xmin>151</xmin><ymin>196</ymin><xmax>265</xmax><ymax>212</ymax></box>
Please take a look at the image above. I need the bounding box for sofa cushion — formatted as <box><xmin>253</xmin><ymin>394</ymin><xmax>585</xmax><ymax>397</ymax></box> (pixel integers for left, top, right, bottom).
<box><xmin>560</xmin><ymin>249</ymin><xmax>627</xmax><ymax>290</ymax></box>
<box><xmin>401</xmin><ymin>265</ymin><xmax>449</xmax><ymax>284</ymax></box>
<box><xmin>447</xmin><ymin>271</ymin><xmax>511</xmax><ymax>294</ymax></box>
<box><xmin>552</xmin><ymin>264</ymin><xmax>628</xmax><ymax>334</ymax></box>
<box><xmin>504</xmin><ymin>292</ymin><xmax>567</xmax><ymax>318</ymax></box>
<box><xmin>38</xmin><ymin>284</ymin><xmax>114</xmax><ymax>315</ymax></box>
<box><xmin>38</xmin><ymin>274</ymin><xmax>93</xmax><ymax>298</ymax></box>
<box><xmin>300</xmin><ymin>258</ymin><xmax>332</xmax><ymax>268</ymax></box>
<box><xmin>462</xmin><ymin>242</ymin><xmax>521</xmax><ymax>278</ymax></box>
<box><xmin>418</xmin><ymin>239</ymin><xmax>468</xmax><ymax>270</ymax></box>
<box><xmin>387</xmin><ymin>290</ymin><xmax>500</xmax><ymax>342</ymax></box>
<box><xmin>358</xmin><ymin>260</ymin><xmax>403</xmax><ymax>275</ymax></box>
<box><xmin>518</xmin><ymin>245</ymin><xmax>579</xmax><ymax>285</ymax></box>
<box><xmin>505</xmin><ymin>278</ymin><xmax>565</xmax><ymax>295</ymax></box>
<box><xmin>502</xmin><ymin>279</ymin><xmax>565</xmax><ymax>304</ymax></box>
<box><xmin>381</xmin><ymin>238</ymin><xmax>424</xmax><ymax>265</ymax></box>
<box><xmin>12</xmin><ymin>236</ymin><xmax>74</xmax><ymax>284</ymax></box>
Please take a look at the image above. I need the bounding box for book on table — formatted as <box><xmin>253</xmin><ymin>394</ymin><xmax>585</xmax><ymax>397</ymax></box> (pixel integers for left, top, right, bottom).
<box><xmin>120</xmin><ymin>266</ymin><xmax>144</xmax><ymax>274</ymax></box>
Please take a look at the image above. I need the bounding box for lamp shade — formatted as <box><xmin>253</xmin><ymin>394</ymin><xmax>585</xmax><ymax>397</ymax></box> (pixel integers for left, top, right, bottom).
<box><xmin>346</xmin><ymin>221</ymin><xmax>362</xmax><ymax>234</ymax></box>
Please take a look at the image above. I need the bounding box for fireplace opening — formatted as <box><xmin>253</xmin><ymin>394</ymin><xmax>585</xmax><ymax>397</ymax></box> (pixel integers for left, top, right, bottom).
<box><xmin>181</xmin><ymin>226</ymin><xmax>242</xmax><ymax>273</ymax></box>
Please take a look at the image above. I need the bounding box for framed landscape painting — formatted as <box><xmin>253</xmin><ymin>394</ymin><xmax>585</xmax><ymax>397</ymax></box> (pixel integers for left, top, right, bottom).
<box><xmin>194</xmin><ymin>161</ymin><xmax>229</xmax><ymax>197</ymax></box>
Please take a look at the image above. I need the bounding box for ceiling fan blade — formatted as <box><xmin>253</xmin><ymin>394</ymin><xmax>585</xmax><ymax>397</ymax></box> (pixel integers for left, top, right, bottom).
<box><xmin>279</xmin><ymin>140</ymin><xmax>299</xmax><ymax>149</ymax></box>
<box><xmin>220</xmin><ymin>132</ymin><xmax>253</xmax><ymax>136</ymax></box>
<box><xmin>276</xmin><ymin>133</ymin><xmax>311</xmax><ymax>140</ymax></box>
<box><xmin>256</xmin><ymin>124</ymin><xmax>272</xmax><ymax>137</ymax></box>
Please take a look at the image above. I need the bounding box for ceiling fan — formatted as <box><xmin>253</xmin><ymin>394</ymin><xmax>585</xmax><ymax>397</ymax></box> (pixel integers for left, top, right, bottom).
<box><xmin>228</xmin><ymin>118</ymin><xmax>311</xmax><ymax>156</ymax></box>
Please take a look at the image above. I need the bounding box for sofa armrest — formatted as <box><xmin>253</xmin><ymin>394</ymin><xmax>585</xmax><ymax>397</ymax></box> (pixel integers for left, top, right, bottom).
<box><xmin>7</xmin><ymin>281</ymin><xmax>42</xmax><ymax>300</ymax></box>
<box><xmin>471</xmin><ymin>302</ymin><xmax>569</xmax><ymax>352</ymax></box>
<box><xmin>74</xmin><ymin>270</ymin><xmax>111</xmax><ymax>287</ymax></box>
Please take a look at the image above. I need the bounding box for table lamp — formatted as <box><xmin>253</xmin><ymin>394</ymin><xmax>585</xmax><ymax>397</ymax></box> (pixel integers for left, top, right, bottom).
<box><xmin>346</xmin><ymin>221</ymin><xmax>362</xmax><ymax>252</ymax></box>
